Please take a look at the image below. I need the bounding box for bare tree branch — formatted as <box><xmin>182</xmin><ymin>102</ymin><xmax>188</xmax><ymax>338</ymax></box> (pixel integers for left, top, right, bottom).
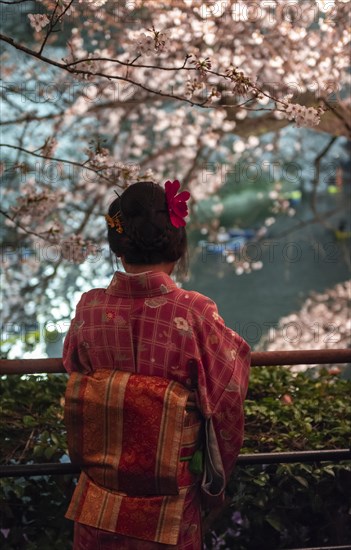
<box><xmin>310</xmin><ymin>136</ymin><xmax>338</xmax><ymax>230</ymax></box>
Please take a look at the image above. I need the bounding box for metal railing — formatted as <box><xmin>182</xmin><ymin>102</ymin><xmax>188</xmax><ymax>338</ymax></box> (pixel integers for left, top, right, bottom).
<box><xmin>1</xmin><ymin>348</ymin><xmax>351</xmax><ymax>375</ymax></box>
<box><xmin>1</xmin><ymin>349</ymin><xmax>350</xmax><ymax>550</ymax></box>
<box><xmin>1</xmin><ymin>348</ymin><xmax>350</xmax><ymax>478</ymax></box>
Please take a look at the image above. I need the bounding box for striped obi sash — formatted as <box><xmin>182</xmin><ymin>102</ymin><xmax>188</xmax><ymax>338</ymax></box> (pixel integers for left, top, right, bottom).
<box><xmin>64</xmin><ymin>370</ymin><xmax>202</xmax><ymax>545</ymax></box>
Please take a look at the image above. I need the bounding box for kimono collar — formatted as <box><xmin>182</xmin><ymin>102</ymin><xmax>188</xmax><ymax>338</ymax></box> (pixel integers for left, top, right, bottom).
<box><xmin>106</xmin><ymin>270</ymin><xmax>178</xmax><ymax>298</ymax></box>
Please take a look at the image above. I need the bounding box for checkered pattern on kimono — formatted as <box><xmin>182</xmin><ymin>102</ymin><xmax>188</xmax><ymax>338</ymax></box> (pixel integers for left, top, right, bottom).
<box><xmin>63</xmin><ymin>270</ymin><xmax>251</xmax><ymax>546</ymax></box>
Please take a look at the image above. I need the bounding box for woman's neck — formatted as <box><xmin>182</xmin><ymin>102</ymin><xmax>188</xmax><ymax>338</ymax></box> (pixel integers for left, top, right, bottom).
<box><xmin>121</xmin><ymin>259</ymin><xmax>175</xmax><ymax>275</ymax></box>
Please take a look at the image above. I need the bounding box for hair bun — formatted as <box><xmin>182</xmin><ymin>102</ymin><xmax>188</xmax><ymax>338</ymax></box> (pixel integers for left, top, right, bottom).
<box><xmin>107</xmin><ymin>181</ymin><xmax>187</xmax><ymax>266</ymax></box>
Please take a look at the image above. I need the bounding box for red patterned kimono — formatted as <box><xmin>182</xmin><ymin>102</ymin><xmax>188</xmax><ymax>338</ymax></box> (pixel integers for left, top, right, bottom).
<box><xmin>63</xmin><ymin>271</ymin><xmax>250</xmax><ymax>549</ymax></box>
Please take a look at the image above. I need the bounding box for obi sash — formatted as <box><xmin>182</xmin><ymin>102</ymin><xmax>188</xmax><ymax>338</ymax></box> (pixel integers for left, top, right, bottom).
<box><xmin>64</xmin><ymin>370</ymin><xmax>202</xmax><ymax>545</ymax></box>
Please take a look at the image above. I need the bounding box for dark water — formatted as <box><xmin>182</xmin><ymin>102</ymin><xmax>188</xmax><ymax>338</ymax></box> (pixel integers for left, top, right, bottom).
<box><xmin>184</xmin><ymin>196</ymin><xmax>350</xmax><ymax>348</ymax></box>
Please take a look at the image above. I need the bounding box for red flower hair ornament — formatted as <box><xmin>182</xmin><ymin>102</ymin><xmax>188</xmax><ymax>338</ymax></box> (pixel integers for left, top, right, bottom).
<box><xmin>164</xmin><ymin>180</ymin><xmax>190</xmax><ymax>228</ymax></box>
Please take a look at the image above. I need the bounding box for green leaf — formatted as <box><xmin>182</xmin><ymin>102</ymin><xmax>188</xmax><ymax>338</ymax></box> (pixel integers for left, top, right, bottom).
<box><xmin>33</xmin><ymin>445</ymin><xmax>44</xmax><ymax>457</ymax></box>
<box><xmin>293</xmin><ymin>475</ymin><xmax>309</xmax><ymax>488</ymax></box>
<box><xmin>50</xmin><ymin>433</ymin><xmax>59</xmax><ymax>446</ymax></box>
<box><xmin>23</xmin><ymin>415</ymin><xmax>36</xmax><ymax>427</ymax></box>
<box><xmin>265</xmin><ymin>514</ymin><xmax>285</xmax><ymax>532</ymax></box>
<box><xmin>44</xmin><ymin>446</ymin><xmax>57</xmax><ymax>460</ymax></box>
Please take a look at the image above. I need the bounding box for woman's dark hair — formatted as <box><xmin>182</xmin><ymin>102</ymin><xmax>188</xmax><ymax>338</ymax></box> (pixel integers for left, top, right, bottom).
<box><xmin>107</xmin><ymin>181</ymin><xmax>188</xmax><ymax>271</ymax></box>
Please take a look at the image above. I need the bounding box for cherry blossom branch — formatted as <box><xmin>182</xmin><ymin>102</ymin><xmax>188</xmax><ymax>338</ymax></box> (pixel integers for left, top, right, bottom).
<box><xmin>0</xmin><ymin>31</ymin><xmax>334</xmax><ymax>127</ymax></box>
<box><xmin>65</xmin><ymin>54</ymin><xmax>193</xmax><ymax>73</ymax></box>
<box><xmin>38</xmin><ymin>0</ymin><xmax>75</xmax><ymax>56</ymax></box>
<box><xmin>310</xmin><ymin>136</ymin><xmax>338</xmax><ymax>230</ymax></box>
<box><xmin>0</xmin><ymin>33</ymin><xmax>71</xmax><ymax>70</ymax></box>
<box><xmin>0</xmin><ymin>208</ymin><xmax>49</xmax><ymax>241</ymax></box>
<box><xmin>0</xmin><ymin>32</ymin><xmax>287</xmax><ymax>112</ymax></box>
<box><xmin>0</xmin><ymin>142</ymin><xmax>110</xmax><ymax>181</ymax></box>
<box><xmin>38</xmin><ymin>1</ymin><xmax>60</xmax><ymax>56</ymax></box>
<box><xmin>64</xmin><ymin>53</ymin><xmax>282</xmax><ymax>107</ymax></box>
<box><xmin>321</xmin><ymin>98</ymin><xmax>351</xmax><ymax>135</ymax></box>
<box><xmin>0</xmin><ymin>33</ymin><xmax>213</xmax><ymax>108</ymax></box>
<box><xmin>0</xmin><ymin>112</ymin><xmax>64</xmax><ymax>125</ymax></box>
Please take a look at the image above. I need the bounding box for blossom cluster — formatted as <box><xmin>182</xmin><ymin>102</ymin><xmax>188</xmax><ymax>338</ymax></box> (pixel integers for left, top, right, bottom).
<box><xmin>78</xmin><ymin>0</ymin><xmax>108</xmax><ymax>6</ymax></box>
<box><xmin>11</xmin><ymin>186</ymin><xmax>62</xmax><ymax>225</ymax></box>
<box><xmin>28</xmin><ymin>14</ymin><xmax>50</xmax><ymax>32</ymax></box>
<box><xmin>225</xmin><ymin>66</ymin><xmax>255</xmax><ymax>96</ymax></box>
<box><xmin>260</xmin><ymin>280</ymin><xmax>351</xmax><ymax>361</ymax></box>
<box><xmin>86</xmin><ymin>148</ymin><xmax>142</xmax><ymax>183</ymax></box>
<box><xmin>186</xmin><ymin>77</ymin><xmax>206</xmax><ymax>98</ymax></box>
<box><xmin>225</xmin><ymin>253</ymin><xmax>264</xmax><ymax>276</ymax></box>
<box><xmin>67</xmin><ymin>53</ymin><xmax>101</xmax><ymax>81</ymax></box>
<box><xmin>191</xmin><ymin>56</ymin><xmax>212</xmax><ymax>76</ymax></box>
<box><xmin>280</xmin><ymin>101</ymin><xmax>324</xmax><ymax>128</ymax></box>
<box><xmin>136</xmin><ymin>30</ymin><xmax>169</xmax><ymax>56</ymax></box>
<box><xmin>269</xmin><ymin>183</ymin><xmax>296</xmax><ymax>217</ymax></box>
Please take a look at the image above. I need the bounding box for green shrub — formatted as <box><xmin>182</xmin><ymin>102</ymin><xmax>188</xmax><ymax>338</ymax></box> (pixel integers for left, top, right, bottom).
<box><xmin>1</xmin><ymin>367</ymin><xmax>350</xmax><ymax>549</ymax></box>
<box><xmin>204</xmin><ymin>367</ymin><xmax>351</xmax><ymax>549</ymax></box>
<box><xmin>0</xmin><ymin>374</ymin><xmax>74</xmax><ymax>550</ymax></box>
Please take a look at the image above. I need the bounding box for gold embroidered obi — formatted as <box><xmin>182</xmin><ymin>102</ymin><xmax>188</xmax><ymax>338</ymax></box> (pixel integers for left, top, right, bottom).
<box><xmin>64</xmin><ymin>370</ymin><xmax>202</xmax><ymax>545</ymax></box>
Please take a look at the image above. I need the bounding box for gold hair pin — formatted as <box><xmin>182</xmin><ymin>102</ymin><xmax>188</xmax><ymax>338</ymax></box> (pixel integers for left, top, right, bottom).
<box><xmin>105</xmin><ymin>212</ymin><xmax>124</xmax><ymax>234</ymax></box>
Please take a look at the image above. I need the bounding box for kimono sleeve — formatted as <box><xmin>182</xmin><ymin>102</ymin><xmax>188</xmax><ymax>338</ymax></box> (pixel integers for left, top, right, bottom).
<box><xmin>193</xmin><ymin>299</ymin><xmax>251</xmax><ymax>483</ymax></box>
<box><xmin>62</xmin><ymin>293</ymin><xmax>90</xmax><ymax>374</ymax></box>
